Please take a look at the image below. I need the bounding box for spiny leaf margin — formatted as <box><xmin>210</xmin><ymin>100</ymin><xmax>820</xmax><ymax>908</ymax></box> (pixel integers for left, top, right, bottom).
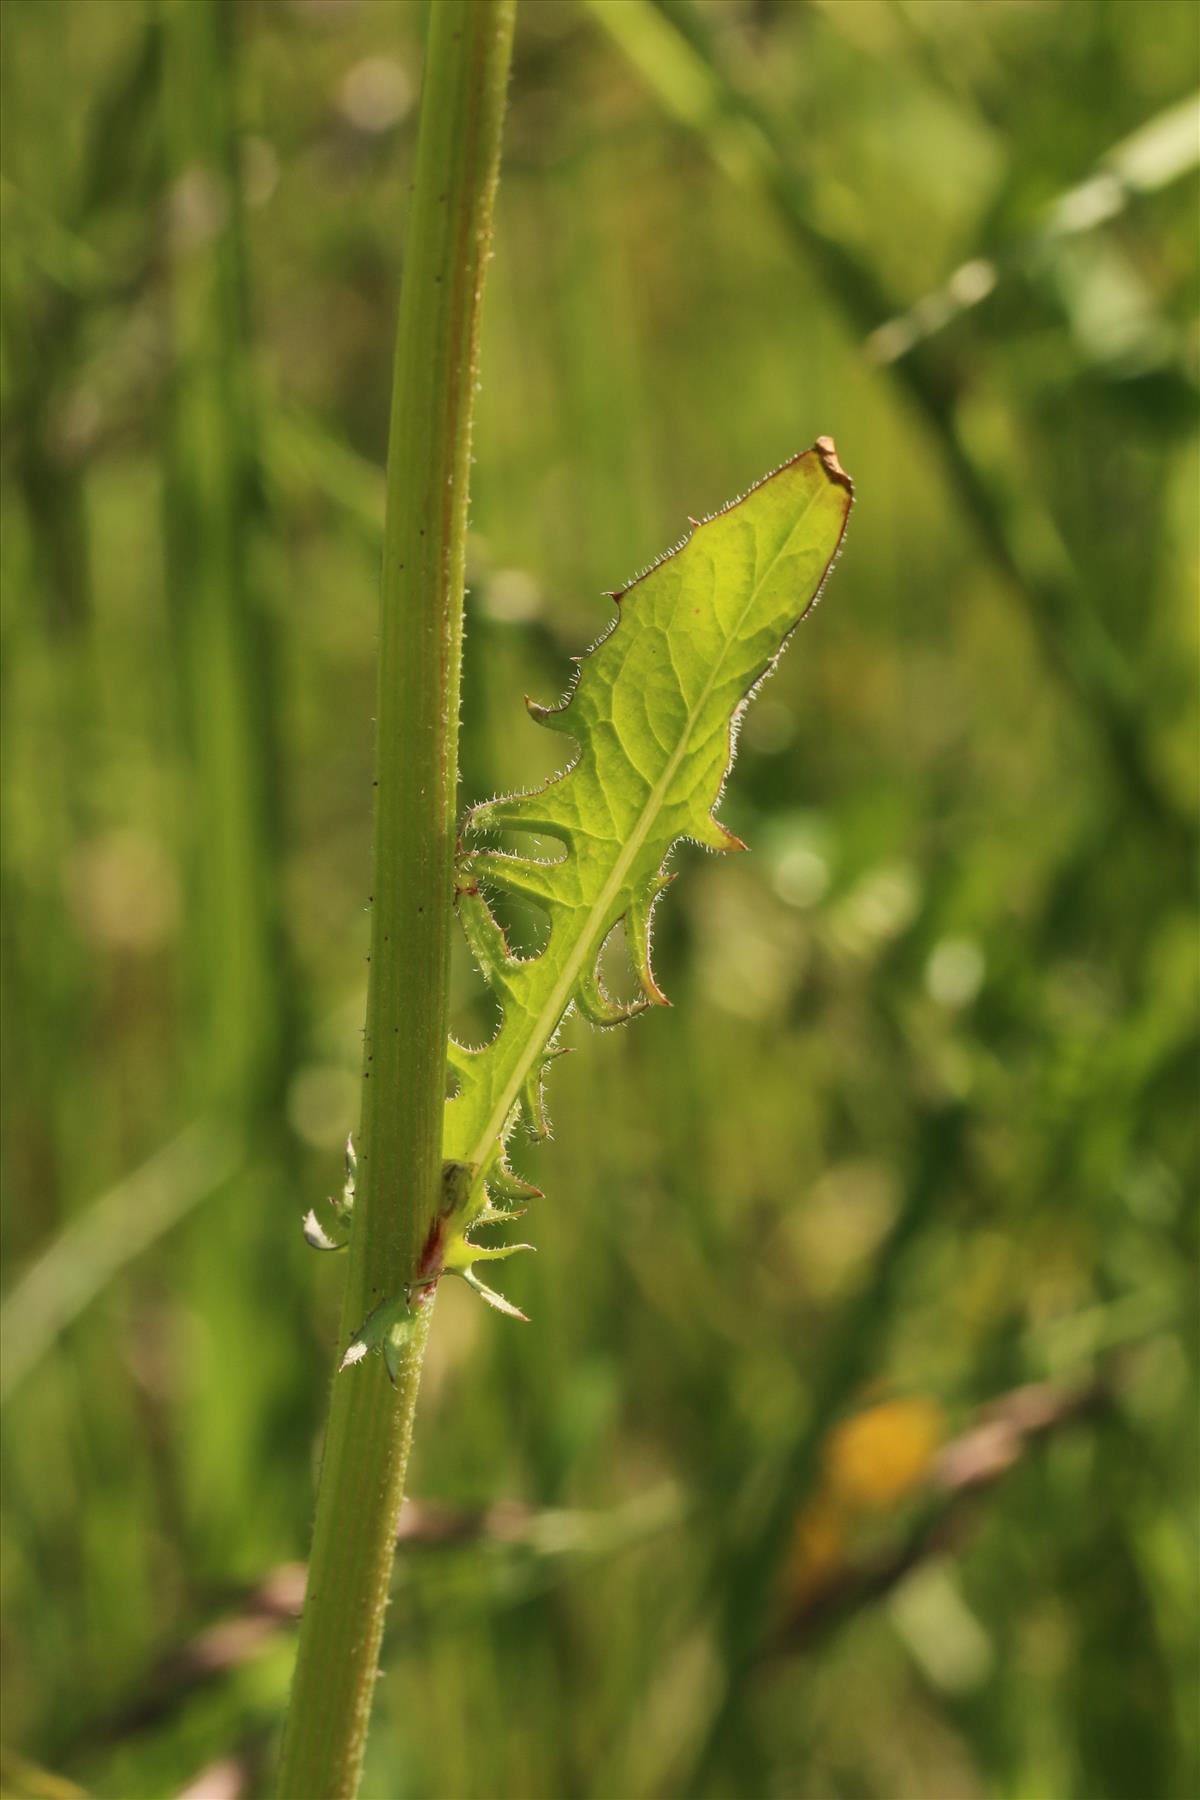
<box><xmin>343</xmin><ymin>439</ymin><xmax>852</xmax><ymax>1362</ymax></box>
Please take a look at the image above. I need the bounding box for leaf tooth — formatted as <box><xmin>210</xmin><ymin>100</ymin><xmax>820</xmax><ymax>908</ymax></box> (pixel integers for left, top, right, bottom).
<box><xmin>519</xmin><ymin>1063</ymin><xmax>551</xmax><ymax>1137</ymax></box>
<box><xmin>444</xmin><ymin>1222</ymin><xmax>535</xmax><ymax>1273</ymax></box>
<box><xmin>476</xmin><ymin>1200</ymin><xmax>527</xmax><ymax>1225</ymax></box>
<box><xmin>626</xmin><ymin>875</ymin><xmax>674</xmax><ymax>1008</ymax></box>
<box><xmin>575</xmin><ymin>954</ymin><xmax>649</xmax><ymax>1028</ymax></box>
<box><xmin>465</xmin><ymin>849</ymin><xmax>564</xmax><ymax>908</ymax></box>
<box><xmin>690</xmin><ymin>812</ymin><xmax>747</xmax><ymax>854</ymax></box>
<box><xmin>463</xmin><ymin>1241</ymin><xmax>535</xmax><ymax>1265</ymax></box>
<box><xmin>340</xmin><ymin>1290</ymin><xmax>411</xmax><ymax>1374</ymax></box>
<box><xmin>458</xmin><ymin>1267</ymin><xmax>530</xmax><ymax>1322</ymax></box>
<box><xmin>486</xmin><ymin>1159</ymin><xmax>544</xmax><ymax>1205</ymax></box>
<box><xmin>327</xmin><ymin>1136</ymin><xmax>357</xmax><ymax>1222</ymax></box>
<box><xmin>524</xmin><ymin>693</ymin><xmax>574</xmax><ymax>734</ymax></box>
<box><xmin>457</xmin><ymin>884</ymin><xmax>522</xmax><ymax>994</ymax></box>
<box><xmin>467</xmin><ymin>793</ymin><xmax>576</xmax><ymax>848</ymax></box>
<box><xmin>302</xmin><ymin>1209</ymin><xmax>347</xmax><ymax>1253</ymax></box>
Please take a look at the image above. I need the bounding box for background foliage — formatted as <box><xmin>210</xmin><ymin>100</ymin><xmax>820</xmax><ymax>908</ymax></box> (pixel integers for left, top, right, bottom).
<box><xmin>2</xmin><ymin>2</ymin><xmax>1196</xmax><ymax>1796</ymax></box>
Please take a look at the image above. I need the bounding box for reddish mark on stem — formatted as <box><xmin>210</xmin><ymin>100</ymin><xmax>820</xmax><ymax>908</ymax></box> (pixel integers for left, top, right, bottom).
<box><xmin>416</xmin><ymin>1215</ymin><xmax>446</xmax><ymax>1283</ymax></box>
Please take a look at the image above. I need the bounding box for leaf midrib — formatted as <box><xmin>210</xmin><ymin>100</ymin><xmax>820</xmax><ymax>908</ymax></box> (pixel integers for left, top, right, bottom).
<box><xmin>462</xmin><ymin>480</ymin><xmax>828</xmax><ymax>1187</ymax></box>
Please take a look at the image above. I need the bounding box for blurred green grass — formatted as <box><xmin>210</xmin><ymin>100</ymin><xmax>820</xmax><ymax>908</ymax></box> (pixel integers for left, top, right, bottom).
<box><xmin>1</xmin><ymin>2</ymin><xmax>1196</xmax><ymax>1796</ymax></box>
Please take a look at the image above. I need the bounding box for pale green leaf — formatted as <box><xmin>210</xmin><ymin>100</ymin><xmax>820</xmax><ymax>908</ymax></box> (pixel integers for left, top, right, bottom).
<box><xmin>346</xmin><ymin>440</ymin><xmax>852</xmax><ymax>1358</ymax></box>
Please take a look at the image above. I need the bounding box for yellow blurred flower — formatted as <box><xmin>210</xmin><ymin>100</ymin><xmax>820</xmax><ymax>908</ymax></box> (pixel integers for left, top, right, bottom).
<box><xmin>823</xmin><ymin>1397</ymin><xmax>946</xmax><ymax>1511</ymax></box>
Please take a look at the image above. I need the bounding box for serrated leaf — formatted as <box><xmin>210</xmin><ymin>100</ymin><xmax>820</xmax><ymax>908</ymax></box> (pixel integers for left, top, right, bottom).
<box><xmin>302</xmin><ymin>1209</ymin><xmax>347</xmax><ymax>1253</ymax></box>
<box><xmin>344</xmin><ymin>441</ymin><xmax>851</xmax><ymax>1362</ymax></box>
<box><xmin>301</xmin><ymin>1135</ymin><xmax>356</xmax><ymax>1252</ymax></box>
<box><xmin>455</xmin><ymin>1266</ymin><xmax>531</xmax><ymax>1321</ymax></box>
<box><xmin>339</xmin><ymin>1288</ymin><xmax>411</xmax><ymax>1376</ymax></box>
<box><xmin>448</xmin><ymin>441</ymin><xmax>851</xmax><ymax>1201</ymax></box>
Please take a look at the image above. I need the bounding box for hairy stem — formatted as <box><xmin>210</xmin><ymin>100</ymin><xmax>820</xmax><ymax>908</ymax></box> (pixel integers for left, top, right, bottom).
<box><xmin>276</xmin><ymin>6</ymin><xmax>515</xmax><ymax>1795</ymax></box>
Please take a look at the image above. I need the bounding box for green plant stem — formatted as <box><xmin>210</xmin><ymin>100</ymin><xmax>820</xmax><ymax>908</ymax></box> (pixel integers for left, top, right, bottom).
<box><xmin>276</xmin><ymin>6</ymin><xmax>515</xmax><ymax>1797</ymax></box>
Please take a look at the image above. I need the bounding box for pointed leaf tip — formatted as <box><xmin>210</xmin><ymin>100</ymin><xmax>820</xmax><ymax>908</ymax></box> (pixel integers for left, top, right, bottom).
<box><xmin>813</xmin><ymin>435</ymin><xmax>852</xmax><ymax>492</ymax></box>
<box><xmin>464</xmin><ymin>1241</ymin><xmax>536</xmax><ymax>1264</ymax></box>
<box><xmin>487</xmin><ymin>1160</ymin><xmax>544</xmax><ymax>1205</ymax></box>
<box><xmin>524</xmin><ymin>693</ymin><xmax>571</xmax><ymax>732</ymax></box>
<box><xmin>460</xmin><ymin>1266</ymin><xmax>530</xmax><ymax>1321</ymax></box>
<box><xmin>576</xmin><ymin>955</ymin><xmax>649</xmax><ymax>1027</ymax></box>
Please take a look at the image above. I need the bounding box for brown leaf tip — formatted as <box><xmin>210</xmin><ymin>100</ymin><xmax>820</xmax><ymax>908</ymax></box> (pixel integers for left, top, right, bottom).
<box><xmin>813</xmin><ymin>435</ymin><xmax>852</xmax><ymax>494</ymax></box>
